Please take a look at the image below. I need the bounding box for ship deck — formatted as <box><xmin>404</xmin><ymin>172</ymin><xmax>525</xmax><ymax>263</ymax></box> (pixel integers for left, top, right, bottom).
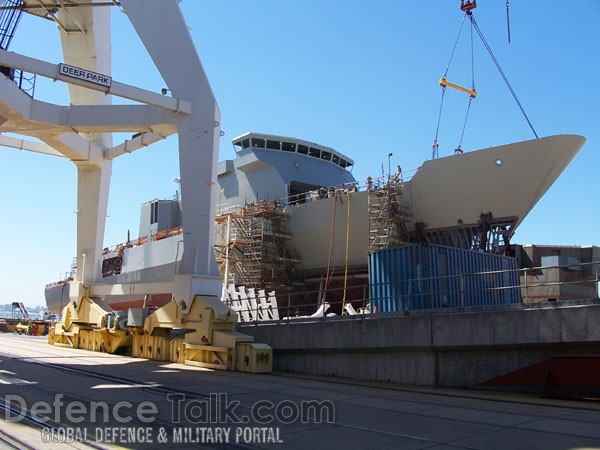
<box><xmin>0</xmin><ymin>334</ymin><xmax>599</xmax><ymax>449</ymax></box>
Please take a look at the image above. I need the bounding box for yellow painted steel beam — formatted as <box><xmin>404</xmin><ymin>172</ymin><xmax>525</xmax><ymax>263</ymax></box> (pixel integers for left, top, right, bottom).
<box><xmin>439</xmin><ymin>77</ymin><xmax>477</xmax><ymax>98</ymax></box>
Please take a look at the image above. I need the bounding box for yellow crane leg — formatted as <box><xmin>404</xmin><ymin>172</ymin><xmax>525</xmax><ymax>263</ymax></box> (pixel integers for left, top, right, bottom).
<box><xmin>439</xmin><ymin>77</ymin><xmax>477</xmax><ymax>98</ymax></box>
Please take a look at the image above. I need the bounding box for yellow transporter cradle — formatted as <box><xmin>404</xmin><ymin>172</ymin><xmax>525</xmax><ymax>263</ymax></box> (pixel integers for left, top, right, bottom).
<box><xmin>48</xmin><ymin>296</ymin><xmax>130</xmax><ymax>353</ymax></box>
<box><xmin>49</xmin><ymin>295</ymin><xmax>272</xmax><ymax>374</ymax></box>
<box><xmin>130</xmin><ymin>295</ymin><xmax>272</xmax><ymax>373</ymax></box>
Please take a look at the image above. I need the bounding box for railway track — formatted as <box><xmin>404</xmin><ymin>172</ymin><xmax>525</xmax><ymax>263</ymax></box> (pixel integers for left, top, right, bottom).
<box><xmin>0</xmin><ymin>429</ymin><xmax>37</xmax><ymax>450</ymax></box>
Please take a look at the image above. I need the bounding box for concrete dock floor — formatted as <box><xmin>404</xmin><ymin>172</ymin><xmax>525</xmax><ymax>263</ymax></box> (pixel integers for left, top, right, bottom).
<box><xmin>0</xmin><ymin>334</ymin><xmax>599</xmax><ymax>449</ymax></box>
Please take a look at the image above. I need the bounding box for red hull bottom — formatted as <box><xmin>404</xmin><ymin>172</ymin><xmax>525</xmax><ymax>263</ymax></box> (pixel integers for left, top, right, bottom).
<box><xmin>106</xmin><ymin>293</ymin><xmax>173</xmax><ymax>312</ymax></box>
<box><xmin>45</xmin><ymin>283</ymin><xmax>172</xmax><ymax>315</ymax></box>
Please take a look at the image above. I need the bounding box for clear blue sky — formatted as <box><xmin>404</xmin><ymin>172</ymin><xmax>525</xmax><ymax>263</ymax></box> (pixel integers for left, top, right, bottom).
<box><xmin>1</xmin><ymin>1</ymin><xmax>598</xmax><ymax>307</ymax></box>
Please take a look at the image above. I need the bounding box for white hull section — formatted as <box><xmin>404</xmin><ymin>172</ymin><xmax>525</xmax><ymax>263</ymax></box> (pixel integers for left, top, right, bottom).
<box><xmin>406</xmin><ymin>135</ymin><xmax>586</xmax><ymax>230</ymax></box>
<box><xmin>288</xmin><ymin>135</ymin><xmax>585</xmax><ymax>270</ymax></box>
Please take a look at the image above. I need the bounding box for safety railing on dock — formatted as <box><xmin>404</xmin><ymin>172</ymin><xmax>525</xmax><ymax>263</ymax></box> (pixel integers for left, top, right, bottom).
<box><xmin>229</xmin><ymin>260</ymin><xmax>600</xmax><ymax>326</ymax></box>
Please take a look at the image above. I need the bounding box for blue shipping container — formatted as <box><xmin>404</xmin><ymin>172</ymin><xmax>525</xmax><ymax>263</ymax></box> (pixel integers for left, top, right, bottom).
<box><xmin>369</xmin><ymin>244</ymin><xmax>521</xmax><ymax>312</ymax></box>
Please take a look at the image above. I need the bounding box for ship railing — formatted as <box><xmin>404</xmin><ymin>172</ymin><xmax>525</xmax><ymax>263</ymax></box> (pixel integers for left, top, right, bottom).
<box><xmin>215</xmin><ymin>203</ymin><xmax>244</xmax><ymax>216</ymax></box>
<box><xmin>131</xmin><ymin>236</ymin><xmax>148</xmax><ymax>246</ymax></box>
<box><xmin>234</xmin><ymin>260</ymin><xmax>600</xmax><ymax>326</ymax></box>
<box><xmin>214</xmin><ymin>170</ymin><xmax>420</xmax><ymax>213</ymax></box>
<box><xmin>276</xmin><ymin>172</ymin><xmax>418</xmax><ymax>208</ymax></box>
<box><xmin>151</xmin><ymin>226</ymin><xmax>183</xmax><ymax>242</ymax></box>
<box><xmin>213</xmin><ymin>173</ymin><xmax>417</xmax><ymax>218</ymax></box>
<box><xmin>145</xmin><ymin>168</ymin><xmax>421</xmax><ymax>214</ymax></box>
<box><xmin>102</xmin><ymin>225</ymin><xmax>185</xmax><ymax>256</ymax></box>
<box><xmin>44</xmin><ymin>276</ymin><xmax>74</xmax><ymax>289</ymax></box>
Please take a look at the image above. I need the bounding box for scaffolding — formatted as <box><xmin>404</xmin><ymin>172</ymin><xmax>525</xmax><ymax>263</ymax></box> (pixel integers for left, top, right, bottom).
<box><xmin>368</xmin><ymin>178</ymin><xmax>412</xmax><ymax>252</ymax></box>
<box><xmin>214</xmin><ymin>201</ymin><xmax>299</xmax><ymax>289</ymax></box>
<box><xmin>0</xmin><ymin>0</ymin><xmax>23</xmax><ymax>50</ymax></box>
<box><xmin>422</xmin><ymin>214</ymin><xmax>517</xmax><ymax>254</ymax></box>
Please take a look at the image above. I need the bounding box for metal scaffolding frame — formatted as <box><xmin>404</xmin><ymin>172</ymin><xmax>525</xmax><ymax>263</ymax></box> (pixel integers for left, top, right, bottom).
<box><xmin>368</xmin><ymin>178</ymin><xmax>412</xmax><ymax>252</ymax></box>
<box><xmin>214</xmin><ymin>201</ymin><xmax>300</xmax><ymax>289</ymax></box>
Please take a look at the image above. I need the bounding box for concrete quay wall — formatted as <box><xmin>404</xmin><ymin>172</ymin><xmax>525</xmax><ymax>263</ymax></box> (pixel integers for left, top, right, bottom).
<box><xmin>239</xmin><ymin>302</ymin><xmax>600</xmax><ymax>387</ymax></box>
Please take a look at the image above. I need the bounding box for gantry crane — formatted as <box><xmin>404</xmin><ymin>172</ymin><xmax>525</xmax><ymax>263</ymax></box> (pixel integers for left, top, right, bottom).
<box><xmin>0</xmin><ymin>0</ymin><xmax>270</xmax><ymax>372</ymax></box>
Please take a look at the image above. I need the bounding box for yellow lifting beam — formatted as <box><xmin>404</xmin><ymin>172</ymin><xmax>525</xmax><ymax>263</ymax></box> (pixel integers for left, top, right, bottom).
<box><xmin>439</xmin><ymin>77</ymin><xmax>477</xmax><ymax>98</ymax></box>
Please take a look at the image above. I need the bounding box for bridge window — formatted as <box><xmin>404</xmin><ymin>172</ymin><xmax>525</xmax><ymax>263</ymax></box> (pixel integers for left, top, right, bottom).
<box><xmin>243</xmin><ymin>136</ymin><xmax>351</xmax><ymax>170</ymax></box>
<box><xmin>252</xmin><ymin>138</ymin><xmax>265</xmax><ymax>148</ymax></box>
<box><xmin>267</xmin><ymin>139</ymin><xmax>280</xmax><ymax>150</ymax></box>
<box><xmin>282</xmin><ymin>142</ymin><xmax>296</xmax><ymax>152</ymax></box>
<box><xmin>150</xmin><ymin>202</ymin><xmax>159</xmax><ymax>225</ymax></box>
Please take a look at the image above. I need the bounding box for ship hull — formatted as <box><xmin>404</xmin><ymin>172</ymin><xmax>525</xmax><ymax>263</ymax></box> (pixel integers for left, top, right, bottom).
<box><xmin>44</xmin><ymin>134</ymin><xmax>586</xmax><ymax>312</ymax></box>
<box><xmin>287</xmin><ymin>135</ymin><xmax>586</xmax><ymax>270</ymax></box>
<box><xmin>44</xmin><ymin>280</ymin><xmax>172</xmax><ymax>315</ymax></box>
<box><xmin>405</xmin><ymin>134</ymin><xmax>586</xmax><ymax>230</ymax></box>
<box><xmin>44</xmin><ymin>282</ymin><xmax>71</xmax><ymax>315</ymax></box>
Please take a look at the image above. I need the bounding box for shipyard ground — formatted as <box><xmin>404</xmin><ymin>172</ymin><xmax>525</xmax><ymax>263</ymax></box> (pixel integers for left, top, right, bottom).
<box><xmin>0</xmin><ymin>335</ymin><xmax>599</xmax><ymax>449</ymax></box>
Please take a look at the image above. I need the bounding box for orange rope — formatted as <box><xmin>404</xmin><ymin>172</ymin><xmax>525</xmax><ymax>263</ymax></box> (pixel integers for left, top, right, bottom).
<box><xmin>323</xmin><ymin>190</ymin><xmax>338</xmax><ymax>296</ymax></box>
<box><xmin>341</xmin><ymin>191</ymin><xmax>351</xmax><ymax>314</ymax></box>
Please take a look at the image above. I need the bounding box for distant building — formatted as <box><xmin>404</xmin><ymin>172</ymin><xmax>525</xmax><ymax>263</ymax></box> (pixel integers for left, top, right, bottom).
<box><xmin>515</xmin><ymin>245</ymin><xmax>600</xmax><ymax>302</ymax></box>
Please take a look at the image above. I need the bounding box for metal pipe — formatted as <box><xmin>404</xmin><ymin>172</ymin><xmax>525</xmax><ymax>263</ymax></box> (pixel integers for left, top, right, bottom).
<box><xmin>524</xmin><ymin>268</ymin><xmax>529</xmax><ymax>303</ymax></box>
